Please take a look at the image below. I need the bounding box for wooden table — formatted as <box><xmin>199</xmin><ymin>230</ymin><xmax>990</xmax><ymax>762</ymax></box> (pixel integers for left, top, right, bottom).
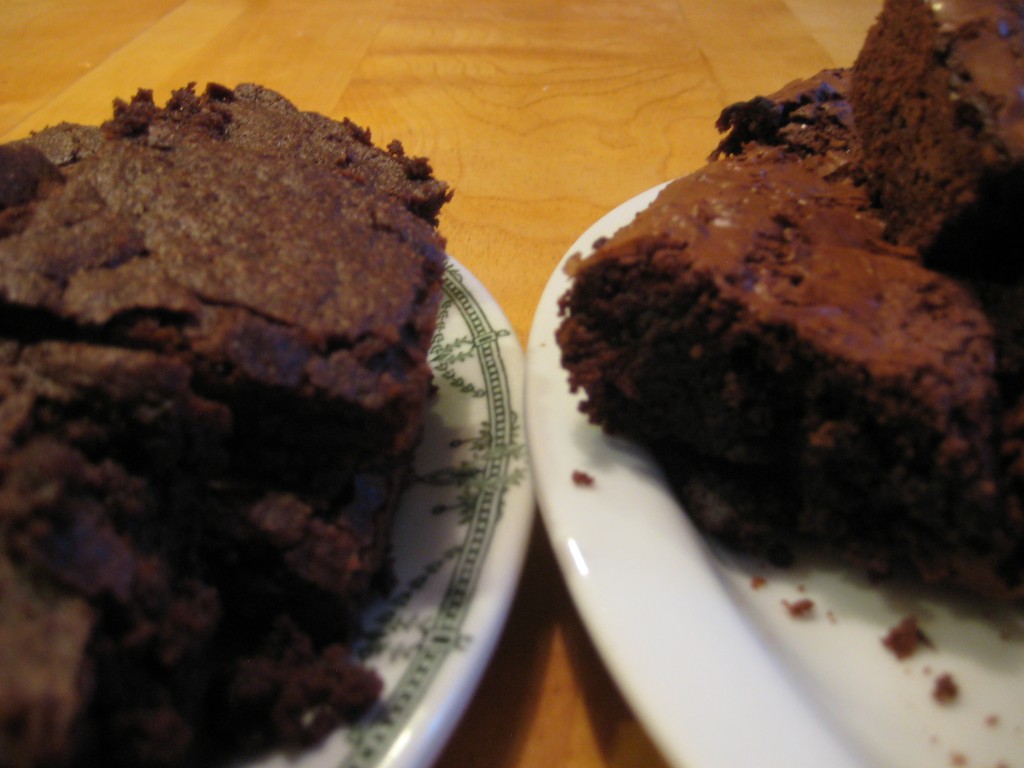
<box><xmin>0</xmin><ymin>1</ymin><xmax>882</xmax><ymax>765</ymax></box>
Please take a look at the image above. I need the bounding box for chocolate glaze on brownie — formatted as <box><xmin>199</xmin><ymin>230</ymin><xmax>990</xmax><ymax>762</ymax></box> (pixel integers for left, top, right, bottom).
<box><xmin>0</xmin><ymin>83</ymin><xmax>448</xmax><ymax>766</ymax></box>
<box><xmin>558</xmin><ymin>69</ymin><xmax>1024</xmax><ymax>598</ymax></box>
<box><xmin>852</xmin><ymin>0</ymin><xmax>1024</xmax><ymax>279</ymax></box>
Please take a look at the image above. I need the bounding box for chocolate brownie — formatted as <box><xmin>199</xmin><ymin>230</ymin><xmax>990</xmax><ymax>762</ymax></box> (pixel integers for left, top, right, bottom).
<box><xmin>557</xmin><ymin>70</ymin><xmax>1024</xmax><ymax>598</ymax></box>
<box><xmin>0</xmin><ymin>83</ymin><xmax>448</xmax><ymax>766</ymax></box>
<box><xmin>851</xmin><ymin>0</ymin><xmax>1024</xmax><ymax>279</ymax></box>
<box><xmin>712</xmin><ymin>68</ymin><xmax>862</xmax><ymax>181</ymax></box>
<box><xmin>0</xmin><ymin>547</ymin><xmax>95</xmax><ymax>768</ymax></box>
<box><xmin>23</xmin><ymin>83</ymin><xmax>452</xmax><ymax>225</ymax></box>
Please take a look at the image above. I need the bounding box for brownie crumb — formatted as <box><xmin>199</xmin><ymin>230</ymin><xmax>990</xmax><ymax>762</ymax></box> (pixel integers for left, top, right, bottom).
<box><xmin>782</xmin><ymin>598</ymin><xmax>814</xmax><ymax>618</ymax></box>
<box><xmin>882</xmin><ymin>615</ymin><xmax>932</xmax><ymax>659</ymax></box>
<box><xmin>572</xmin><ymin>470</ymin><xmax>595</xmax><ymax>487</ymax></box>
<box><xmin>750</xmin><ymin>575</ymin><xmax>767</xmax><ymax>590</ymax></box>
<box><xmin>933</xmin><ymin>673</ymin><xmax>959</xmax><ymax>704</ymax></box>
<box><xmin>563</xmin><ymin>252</ymin><xmax>584</xmax><ymax>277</ymax></box>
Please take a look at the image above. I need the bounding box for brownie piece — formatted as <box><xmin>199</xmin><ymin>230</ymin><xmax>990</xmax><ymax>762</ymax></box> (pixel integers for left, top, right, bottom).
<box><xmin>0</xmin><ymin>83</ymin><xmax>448</xmax><ymax>766</ymax></box>
<box><xmin>712</xmin><ymin>68</ymin><xmax>862</xmax><ymax>181</ymax></box>
<box><xmin>22</xmin><ymin>83</ymin><xmax>452</xmax><ymax>225</ymax></box>
<box><xmin>558</xmin><ymin>70</ymin><xmax>1024</xmax><ymax>597</ymax></box>
<box><xmin>4</xmin><ymin>83</ymin><xmax>447</xmax><ymax>466</ymax></box>
<box><xmin>851</xmin><ymin>0</ymin><xmax>1024</xmax><ymax>279</ymax></box>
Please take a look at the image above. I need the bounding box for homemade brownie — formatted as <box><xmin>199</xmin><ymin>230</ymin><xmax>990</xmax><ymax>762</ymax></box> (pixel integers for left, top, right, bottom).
<box><xmin>851</xmin><ymin>0</ymin><xmax>1024</xmax><ymax>279</ymax></box>
<box><xmin>0</xmin><ymin>83</ymin><xmax>449</xmax><ymax>766</ymax></box>
<box><xmin>558</xmin><ymin>70</ymin><xmax>1024</xmax><ymax>598</ymax></box>
<box><xmin>711</xmin><ymin>68</ymin><xmax>862</xmax><ymax>180</ymax></box>
<box><xmin>23</xmin><ymin>83</ymin><xmax>452</xmax><ymax>225</ymax></box>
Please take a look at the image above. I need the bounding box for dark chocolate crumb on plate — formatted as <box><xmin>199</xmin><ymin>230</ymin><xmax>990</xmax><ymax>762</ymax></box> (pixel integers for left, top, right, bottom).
<box><xmin>882</xmin><ymin>615</ymin><xmax>932</xmax><ymax>659</ymax></box>
<box><xmin>572</xmin><ymin>470</ymin><xmax>595</xmax><ymax>487</ymax></box>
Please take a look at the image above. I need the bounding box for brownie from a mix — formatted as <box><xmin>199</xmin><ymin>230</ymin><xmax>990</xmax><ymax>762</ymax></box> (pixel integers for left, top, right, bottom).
<box><xmin>0</xmin><ymin>83</ymin><xmax>450</xmax><ymax>766</ymax></box>
<box><xmin>851</xmin><ymin>0</ymin><xmax>1024</xmax><ymax>279</ymax></box>
<box><xmin>557</xmin><ymin>70</ymin><xmax>1024</xmax><ymax>598</ymax></box>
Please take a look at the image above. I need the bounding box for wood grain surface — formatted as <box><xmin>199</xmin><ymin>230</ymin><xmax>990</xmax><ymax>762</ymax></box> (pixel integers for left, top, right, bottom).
<box><xmin>0</xmin><ymin>1</ymin><xmax>882</xmax><ymax>765</ymax></box>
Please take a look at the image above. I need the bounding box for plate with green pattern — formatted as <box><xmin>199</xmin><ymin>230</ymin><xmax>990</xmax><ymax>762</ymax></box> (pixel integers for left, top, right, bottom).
<box><xmin>247</xmin><ymin>256</ymin><xmax>532</xmax><ymax>768</ymax></box>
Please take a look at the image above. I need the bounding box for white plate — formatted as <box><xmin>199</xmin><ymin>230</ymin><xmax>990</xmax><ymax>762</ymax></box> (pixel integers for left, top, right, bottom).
<box><xmin>246</xmin><ymin>257</ymin><xmax>533</xmax><ymax>768</ymax></box>
<box><xmin>525</xmin><ymin>184</ymin><xmax>1024</xmax><ymax>768</ymax></box>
